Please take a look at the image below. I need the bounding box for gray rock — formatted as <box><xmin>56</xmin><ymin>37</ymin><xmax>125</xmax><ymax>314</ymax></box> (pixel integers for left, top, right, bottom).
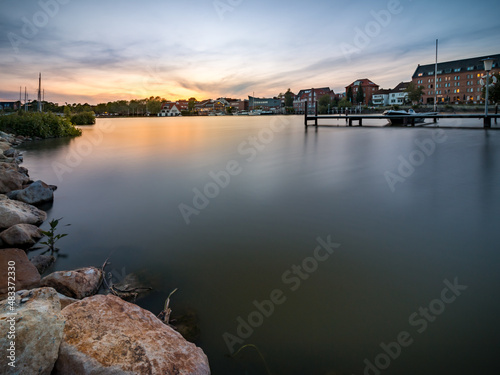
<box><xmin>0</xmin><ymin>287</ymin><xmax>65</xmax><ymax>374</ymax></box>
<box><xmin>15</xmin><ymin>180</ymin><xmax>55</xmax><ymax>206</ymax></box>
<box><xmin>0</xmin><ymin>248</ymin><xmax>41</xmax><ymax>300</ymax></box>
<box><xmin>0</xmin><ymin>223</ymin><xmax>43</xmax><ymax>248</ymax></box>
<box><xmin>3</xmin><ymin>148</ymin><xmax>20</xmax><ymax>158</ymax></box>
<box><xmin>57</xmin><ymin>292</ymin><xmax>78</xmax><ymax>309</ymax></box>
<box><xmin>40</xmin><ymin>267</ymin><xmax>103</xmax><ymax>299</ymax></box>
<box><xmin>0</xmin><ymin>199</ymin><xmax>47</xmax><ymax>230</ymax></box>
<box><xmin>30</xmin><ymin>254</ymin><xmax>56</xmax><ymax>275</ymax></box>
<box><xmin>54</xmin><ymin>294</ymin><xmax>210</xmax><ymax>375</ymax></box>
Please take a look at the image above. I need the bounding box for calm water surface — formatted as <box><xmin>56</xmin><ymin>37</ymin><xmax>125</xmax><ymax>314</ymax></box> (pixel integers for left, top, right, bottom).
<box><xmin>20</xmin><ymin>116</ymin><xmax>500</xmax><ymax>374</ymax></box>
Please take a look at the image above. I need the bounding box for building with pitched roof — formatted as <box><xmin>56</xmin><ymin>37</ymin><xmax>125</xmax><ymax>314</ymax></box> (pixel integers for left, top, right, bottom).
<box><xmin>411</xmin><ymin>54</ymin><xmax>500</xmax><ymax>104</ymax></box>
<box><xmin>293</xmin><ymin>87</ymin><xmax>336</xmax><ymax>113</ymax></box>
<box><xmin>372</xmin><ymin>82</ymin><xmax>410</xmax><ymax>106</ymax></box>
<box><xmin>345</xmin><ymin>79</ymin><xmax>379</xmax><ymax>105</ymax></box>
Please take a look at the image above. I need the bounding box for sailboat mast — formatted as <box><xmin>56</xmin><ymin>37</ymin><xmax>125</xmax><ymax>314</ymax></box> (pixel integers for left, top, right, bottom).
<box><xmin>37</xmin><ymin>73</ymin><xmax>42</xmax><ymax>112</ymax></box>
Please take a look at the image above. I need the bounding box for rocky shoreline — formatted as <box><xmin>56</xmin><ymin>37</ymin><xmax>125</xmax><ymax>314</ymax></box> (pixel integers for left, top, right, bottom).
<box><xmin>0</xmin><ymin>131</ymin><xmax>210</xmax><ymax>374</ymax></box>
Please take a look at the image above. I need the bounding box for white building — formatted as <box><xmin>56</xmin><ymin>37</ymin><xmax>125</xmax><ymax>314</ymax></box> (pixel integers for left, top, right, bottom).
<box><xmin>158</xmin><ymin>103</ymin><xmax>182</xmax><ymax>117</ymax></box>
<box><xmin>372</xmin><ymin>82</ymin><xmax>410</xmax><ymax>106</ymax></box>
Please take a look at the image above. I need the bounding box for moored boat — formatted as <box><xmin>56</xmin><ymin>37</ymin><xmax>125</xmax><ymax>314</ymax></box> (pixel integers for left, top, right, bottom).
<box><xmin>383</xmin><ymin>109</ymin><xmax>438</xmax><ymax>125</ymax></box>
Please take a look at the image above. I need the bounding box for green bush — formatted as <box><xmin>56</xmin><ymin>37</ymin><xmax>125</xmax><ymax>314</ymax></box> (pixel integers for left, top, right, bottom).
<box><xmin>0</xmin><ymin>112</ymin><xmax>82</xmax><ymax>138</ymax></box>
<box><xmin>70</xmin><ymin>111</ymin><xmax>96</xmax><ymax>125</ymax></box>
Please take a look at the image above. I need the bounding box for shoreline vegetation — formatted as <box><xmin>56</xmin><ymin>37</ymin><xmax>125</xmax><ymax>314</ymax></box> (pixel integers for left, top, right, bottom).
<box><xmin>0</xmin><ymin>127</ymin><xmax>210</xmax><ymax>373</ymax></box>
<box><xmin>0</xmin><ymin>111</ymin><xmax>84</xmax><ymax>139</ymax></box>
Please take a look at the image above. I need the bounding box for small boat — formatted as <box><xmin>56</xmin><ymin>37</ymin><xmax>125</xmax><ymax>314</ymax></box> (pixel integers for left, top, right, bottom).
<box><xmin>248</xmin><ymin>110</ymin><xmax>262</xmax><ymax>116</ymax></box>
<box><xmin>383</xmin><ymin>109</ymin><xmax>438</xmax><ymax>126</ymax></box>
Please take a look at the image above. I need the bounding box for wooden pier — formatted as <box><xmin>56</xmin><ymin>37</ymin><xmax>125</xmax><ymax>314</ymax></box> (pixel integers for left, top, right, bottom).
<box><xmin>304</xmin><ymin>101</ymin><xmax>500</xmax><ymax>129</ymax></box>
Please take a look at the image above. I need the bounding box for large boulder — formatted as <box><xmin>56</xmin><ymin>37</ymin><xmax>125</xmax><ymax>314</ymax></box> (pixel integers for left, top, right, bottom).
<box><xmin>0</xmin><ymin>162</ymin><xmax>30</xmax><ymax>194</ymax></box>
<box><xmin>0</xmin><ymin>248</ymin><xmax>41</xmax><ymax>299</ymax></box>
<box><xmin>0</xmin><ymin>223</ymin><xmax>43</xmax><ymax>248</ymax></box>
<box><xmin>14</xmin><ymin>180</ymin><xmax>56</xmax><ymax>206</ymax></box>
<box><xmin>0</xmin><ymin>199</ymin><xmax>47</xmax><ymax>230</ymax></box>
<box><xmin>54</xmin><ymin>294</ymin><xmax>210</xmax><ymax>375</ymax></box>
<box><xmin>40</xmin><ymin>267</ymin><xmax>103</xmax><ymax>299</ymax></box>
<box><xmin>0</xmin><ymin>287</ymin><xmax>65</xmax><ymax>374</ymax></box>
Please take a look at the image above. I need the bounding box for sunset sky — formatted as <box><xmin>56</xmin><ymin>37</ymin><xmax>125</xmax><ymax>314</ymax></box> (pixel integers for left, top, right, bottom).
<box><xmin>1</xmin><ymin>0</ymin><xmax>499</xmax><ymax>104</ymax></box>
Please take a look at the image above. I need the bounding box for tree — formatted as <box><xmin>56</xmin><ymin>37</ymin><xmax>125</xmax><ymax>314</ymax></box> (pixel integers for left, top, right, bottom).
<box><xmin>355</xmin><ymin>86</ymin><xmax>364</xmax><ymax>105</ymax></box>
<box><xmin>284</xmin><ymin>88</ymin><xmax>294</xmax><ymax>107</ymax></box>
<box><xmin>405</xmin><ymin>82</ymin><xmax>424</xmax><ymax>104</ymax></box>
<box><xmin>318</xmin><ymin>94</ymin><xmax>332</xmax><ymax>114</ymax></box>
<box><xmin>482</xmin><ymin>72</ymin><xmax>500</xmax><ymax>104</ymax></box>
<box><xmin>346</xmin><ymin>86</ymin><xmax>353</xmax><ymax>103</ymax></box>
<box><xmin>188</xmin><ymin>98</ymin><xmax>196</xmax><ymax>113</ymax></box>
<box><xmin>338</xmin><ymin>98</ymin><xmax>352</xmax><ymax>108</ymax></box>
<box><xmin>146</xmin><ymin>96</ymin><xmax>163</xmax><ymax>115</ymax></box>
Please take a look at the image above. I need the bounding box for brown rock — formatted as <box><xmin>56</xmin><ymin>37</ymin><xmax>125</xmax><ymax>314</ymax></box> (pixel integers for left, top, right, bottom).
<box><xmin>0</xmin><ymin>199</ymin><xmax>47</xmax><ymax>230</ymax></box>
<box><xmin>0</xmin><ymin>162</ymin><xmax>30</xmax><ymax>194</ymax></box>
<box><xmin>40</xmin><ymin>267</ymin><xmax>103</xmax><ymax>299</ymax></box>
<box><xmin>0</xmin><ymin>287</ymin><xmax>65</xmax><ymax>374</ymax></box>
<box><xmin>54</xmin><ymin>294</ymin><xmax>210</xmax><ymax>375</ymax></box>
<box><xmin>0</xmin><ymin>248</ymin><xmax>41</xmax><ymax>299</ymax></box>
<box><xmin>0</xmin><ymin>140</ymin><xmax>10</xmax><ymax>152</ymax></box>
<box><xmin>0</xmin><ymin>223</ymin><xmax>43</xmax><ymax>248</ymax></box>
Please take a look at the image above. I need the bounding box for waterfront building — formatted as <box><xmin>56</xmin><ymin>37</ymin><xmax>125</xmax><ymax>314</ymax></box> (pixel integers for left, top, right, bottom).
<box><xmin>226</xmin><ymin>98</ymin><xmax>248</xmax><ymax>112</ymax></box>
<box><xmin>293</xmin><ymin>87</ymin><xmax>336</xmax><ymax>113</ymax></box>
<box><xmin>0</xmin><ymin>101</ymin><xmax>20</xmax><ymax>111</ymax></box>
<box><xmin>372</xmin><ymin>89</ymin><xmax>391</xmax><ymax>106</ymax></box>
<box><xmin>372</xmin><ymin>82</ymin><xmax>410</xmax><ymax>106</ymax></box>
<box><xmin>345</xmin><ymin>79</ymin><xmax>380</xmax><ymax>105</ymax></box>
<box><xmin>248</xmin><ymin>96</ymin><xmax>282</xmax><ymax>111</ymax></box>
<box><xmin>158</xmin><ymin>102</ymin><xmax>181</xmax><ymax>116</ymax></box>
<box><xmin>411</xmin><ymin>54</ymin><xmax>500</xmax><ymax>104</ymax></box>
<box><xmin>194</xmin><ymin>99</ymin><xmax>214</xmax><ymax>115</ymax></box>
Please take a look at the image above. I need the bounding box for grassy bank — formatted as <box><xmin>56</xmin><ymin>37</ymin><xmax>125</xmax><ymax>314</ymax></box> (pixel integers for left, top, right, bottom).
<box><xmin>0</xmin><ymin>112</ymin><xmax>82</xmax><ymax>138</ymax></box>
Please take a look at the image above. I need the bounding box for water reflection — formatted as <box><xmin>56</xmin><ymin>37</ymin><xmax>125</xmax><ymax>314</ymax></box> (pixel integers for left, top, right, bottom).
<box><xmin>19</xmin><ymin>117</ymin><xmax>500</xmax><ymax>375</ymax></box>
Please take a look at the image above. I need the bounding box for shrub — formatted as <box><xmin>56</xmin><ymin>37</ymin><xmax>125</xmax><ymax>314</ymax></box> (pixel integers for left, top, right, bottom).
<box><xmin>0</xmin><ymin>112</ymin><xmax>82</xmax><ymax>138</ymax></box>
<box><xmin>70</xmin><ymin>111</ymin><xmax>96</xmax><ymax>125</ymax></box>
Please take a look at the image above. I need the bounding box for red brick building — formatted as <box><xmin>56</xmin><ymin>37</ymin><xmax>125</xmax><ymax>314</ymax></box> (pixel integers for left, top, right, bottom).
<box><xmin>345</xmin><ymin>79</ymin><xmax>379</xmax><ymax>105</ymax></box>
<box><xmin>411</xmin><ymin>54</ymin><xmax>500</xmax><ymax>104</ymax></box>
<box><xmin>293</xmin><ymin>87</ymin><xmax>336</xmax><ymax>113</ymax></box>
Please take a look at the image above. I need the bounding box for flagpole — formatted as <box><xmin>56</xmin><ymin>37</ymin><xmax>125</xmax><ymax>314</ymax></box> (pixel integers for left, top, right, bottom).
<box><xmin>434</xmin><ymin>39</ymin><xmax>438</xmax><ymax>112</ymax></box>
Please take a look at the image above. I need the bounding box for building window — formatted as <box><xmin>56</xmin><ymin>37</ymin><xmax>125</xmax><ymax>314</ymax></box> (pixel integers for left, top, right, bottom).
<box><xmin>467</xmin><ymin>66</ymin><xmax>474</xmax><ymax>71</ymax></box>
<box><xmin>454</xmin><ymin>68</ymin><xmax>461</xmax><ymax>72</ymax></box>
<box><xmin>418</xmin><ymin>73</ymin><xmax>423</xmax><ymax>77</ymax></box>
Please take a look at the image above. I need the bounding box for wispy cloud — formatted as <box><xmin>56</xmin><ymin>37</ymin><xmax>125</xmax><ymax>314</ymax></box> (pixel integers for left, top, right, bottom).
<box><xmin>1</xmin><ymin>0</ymin><xmax>499</xmax><ymax>103</ymax></box>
